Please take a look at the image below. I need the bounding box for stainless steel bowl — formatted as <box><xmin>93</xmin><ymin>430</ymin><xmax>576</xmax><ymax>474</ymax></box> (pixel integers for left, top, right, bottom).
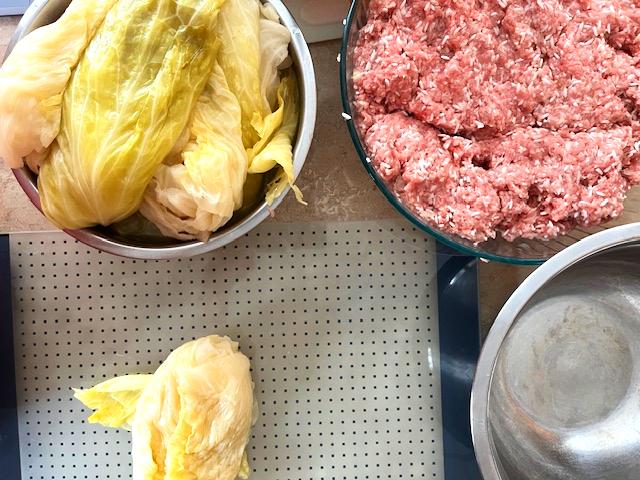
<box><xmin>5</xmin><ymin>0</ymin><xmax>316</xmax><ymax>259</ymax></box>
<box><xmin>472</xmin><ymin>224</ymin><xmax>640</xmax><ymax>480</ymax></box>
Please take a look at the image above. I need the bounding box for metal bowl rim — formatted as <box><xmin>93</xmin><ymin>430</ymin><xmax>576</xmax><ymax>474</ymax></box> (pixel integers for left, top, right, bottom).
<box><xmin>470</xmin><ymin>222</ymin><xmax>640</xmax><ymax>480</ymax></box>
<box><xmin>8</xmin><ymin>0</ymin><xmax>317</xmax><ymax>259</ymax></box>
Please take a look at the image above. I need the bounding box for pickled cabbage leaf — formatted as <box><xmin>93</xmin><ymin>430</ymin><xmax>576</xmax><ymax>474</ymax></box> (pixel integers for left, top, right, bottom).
<box><xmin>250</xmin><ymin>73</ymin><xmax>305</xmax><ymax>204</ymax></box>
<box><xmin>247</xmin><ymin>92</ymin><xmax>285</xmax><ymax>163</ymax></box>
<box><xmin>74</xmin><ymin>375</ymin><xmax>152</xmax><ymax>430</ymax></box>
<box><xmin>235</xmin><ymin>173</ymin><xmax>264</xmax><ymax>218</ymax></box>
<box><xmin>216</xmin><ymin>0</ymin><xmax>291</xmax><ymax>149</ymax></box>
<box><xmin>0</xmin><ymin>0</ymin><xmax>118</xmax><ymax>169</ymax></box>
<box><xmin>75</xmin><ymin>336</ymin><xmax>256</xmax><ymax>480</ymax></box>
<box><xmin>37</xmin><ymin>0</ymin><xmax>225</xmax><ymax>229</ymax></box>
<box><xmin>131</xmin><ymin>336</ymin><xmax>255</xmax><ymax>480</ymax></box>
<box><xmin>259</xmin><ymin>4</ymin><xmax>291</xmax><ymax>112</ymax></box>
<box><xmin>218</xmin><ymin>0</ymin><xmax>266</xmax><ymax>147</ymax></box>
<box><xmin>247</xmin><ymin>6</ymin><xmax>295</xmax><ymax>161</ymax></box>
<box><xmin>140</xmin><ymin>63</ymin><xmax>248</xmax><ymax>242</ymax></box>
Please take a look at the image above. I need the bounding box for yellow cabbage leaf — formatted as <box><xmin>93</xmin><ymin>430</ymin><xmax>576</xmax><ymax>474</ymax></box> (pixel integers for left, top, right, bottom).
<box><xmin>0</xmin><ymin>0</ymin><xmax>119</xmax><ymax>169</ymax></box>
<box><xmin>140</xmin><ymin>62</ymin><xmax>248</xmax><ymax>242</ymax></box>
<box><xmin>249</xmin><ymin>73</ymin><xmax>305</xmax><ymax>204</ymax></box>
<box><xmin>246</xmin><ymin>3</ymin><xmax>293</xmax><ymax>147</ymax></box>
<box><xmin>131</xmin><ymin>336</ymin><xmax>254</xmax><ymax>480</ymax></box>
<box><xmin>259</xmin><ymin>3</ymin><xmax>291</xmax><ymax>112</ymax></box>
<box><xmin>238</xmin><ymin>453</ymin><xmax>251</xmax><ymax>479</ymax></box>
<box><xmin>38</xmin><ymin>0</ymin><xmax>226</xmax><ymax>229</ymax></box>
<box><xmin>217</xmin><ymin>0</ymin><xmax>270</xmax><ymax>147</ymax></box>
<box><xmin>247</xmin><ymin>95</ymin><xmax>285</xmax><ymax>164</ymax></box>
<box><xmin>75</xmin><ymin>336</ymin><xmax>255</xmax><ymax>480</ymax></box>
<box><xmin>73</xmin><ymin>375</ymin><xmax>153</xmax><ymax>430</ymax></box>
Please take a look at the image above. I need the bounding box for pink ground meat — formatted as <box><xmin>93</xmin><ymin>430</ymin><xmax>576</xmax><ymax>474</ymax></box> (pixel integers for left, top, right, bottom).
<box><xmin>353</xmin><ymin>0</ymin><xmax>640</xmax><ymax>242</ymax></box>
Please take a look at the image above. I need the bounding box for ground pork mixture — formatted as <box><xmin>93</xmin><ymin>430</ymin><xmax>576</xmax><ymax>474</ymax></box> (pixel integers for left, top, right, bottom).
<box><xmin>353</xmin><ymin>0</ymin><xmax>640</xmax><ymax>242</ymax></box>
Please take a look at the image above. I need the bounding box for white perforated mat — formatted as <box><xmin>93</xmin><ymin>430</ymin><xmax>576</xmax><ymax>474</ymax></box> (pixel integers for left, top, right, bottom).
<box><xmin>9</xmin><ymin>219</ymin><xmax>443</xmax><ymax>480</ymax></box>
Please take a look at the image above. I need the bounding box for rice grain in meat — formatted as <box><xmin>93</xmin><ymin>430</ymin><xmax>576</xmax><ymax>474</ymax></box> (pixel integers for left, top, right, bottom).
<box><xmin>353</xmin><ymin>0</ymin><xmax>640</xmax><ymax>242</ymax></box>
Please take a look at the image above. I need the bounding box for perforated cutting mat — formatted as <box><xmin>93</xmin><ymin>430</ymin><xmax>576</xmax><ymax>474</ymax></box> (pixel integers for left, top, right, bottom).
<box><xmin>9</xmin><ymin>219</ymin><xmax>443</xmax><ymax>480</ymax></box>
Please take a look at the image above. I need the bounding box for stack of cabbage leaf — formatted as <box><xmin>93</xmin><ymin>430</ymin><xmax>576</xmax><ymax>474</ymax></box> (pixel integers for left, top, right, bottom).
<box><xmin>140</xmin><ymin>0</ymin><xmax>303</xmax><ymax>241</ymax></box>
<box><xmin>0</xmin><ymin>0</ymin><xmax>303</xmax><ymax>241</ymax></box>
<box><xmin>0</xmin><ymin>0</ymin><xmax>119</xmax><ymax>170</ymax></box>
<box><xmin>74</xmin><ymin>335</ymin><xmax>255</xmax><ymax>480</ymax></box>
<box><xmin>139</xmin><ymin>62</ymin><xmax>248</xmax><ymax>241</ymax></box>
<box><xmin>38</xmin><ymin>0</ymin><xmax>225</xmax><ymax>229</ymax></box>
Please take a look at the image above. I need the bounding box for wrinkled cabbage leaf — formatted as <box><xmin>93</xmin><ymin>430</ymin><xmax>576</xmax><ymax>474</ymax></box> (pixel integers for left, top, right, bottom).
<box><xmin>140</xmin><ymin>62</ymin><xmax>248</xmax><ymax>242</ymax></box>
<box><xmin>250</xmin><ymin>73</ymin><xmax>305</xmax><ymax>204</ymax></box>
<box><xmin>73</xmin><ymin>375</ymin><xmax>152</xmax><ymax>430</ymax></box>
<box><xmin>0</xmin><ymin>0</ymin><xmax>119</xmax><ymax>169</ymax></box>
<box><xmin>217</xmin><ymin>0</ymin><xmax>267</xmax><ymax>148</ymax></box>
<box><xmin>131</xmin><ymin>336</ymin><xmax>255</xmax><ymax>480</ymax></box>
<box><xmin>247</xmin><ymin>92</ymin><xmax>285</xmax><ymax>163</ymax></box>
<box><xmin>37</xmin><ymin>0</ymin><xmax>225</xmax><ymax>229</ymax></box>
<box><xmin>75</xmin><ymin>336</ymin><xmax>255</xmax><ymax>480</ymax></box>
<box><xmin>140</xmin><ymin>1</ymin><xmax>301</xmax><ymax>242</ymax></box>
<box><xmin>259</xmin><ymin>4</ymin><xmax>291</xmax><ymax>112</ymax></box>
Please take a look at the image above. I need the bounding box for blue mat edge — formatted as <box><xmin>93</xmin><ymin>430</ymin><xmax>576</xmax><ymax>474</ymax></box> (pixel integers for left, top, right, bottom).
<box><xmin>436</xmin><ymin>249</ymin><xmax>482</xmax><ymax>479</ymax></box>
<box><xmin>0</xmin><ymin>234</ymin><xmax>21</xmax><ymax>479</ymax></box>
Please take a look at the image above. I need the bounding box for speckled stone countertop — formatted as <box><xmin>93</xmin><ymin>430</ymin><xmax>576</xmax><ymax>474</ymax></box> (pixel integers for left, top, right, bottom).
<box><xmin>0</xmin><ymin>16</ymin><xmax>534</xmax><ymax>333</ymax></box>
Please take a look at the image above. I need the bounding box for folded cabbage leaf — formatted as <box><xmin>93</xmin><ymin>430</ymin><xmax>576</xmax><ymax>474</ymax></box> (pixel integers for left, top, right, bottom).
<box><xmin>140</xmin><ymin>62</ymin><xmax>248</xmax><ymax>242</ymax></box>
<box><xmin>131</xmin><ymin>336</ymin><xmax>255</xmax><ymax>480</ymax></box>
<box><xmin>140</xmin><ymin>0</ymin><xmax>301</xmax><ymax>241</ymax></box>
<box><xmin>247</xmin><ymin>95</ymin><xmax>284</xmax><ymax>164</ymax></box>
<box><xmin>38</xmin><ymin>0</ymin><xmax>225</xmax><ymax>229</ymax></box>
<box><xmin>217</xmin><ymin>0</ymin><xmax>266</xmax><ymax>148</ymax></box>
<box><xmin>75</xmin><ymin>336</ymin><xmax>255</xmax><ymax>480</ymax></box>
<box><xmin>259</xmin><ymin>4</ymin><xmax>291</xmax><ymax>112</ymax></box>
<box><xmin>0</xmin><ymin>0</ymin><xmax>119</xmax><ymax>169</ymax></box>
<box><xmin>73</xmin><ymin>375</ymin><xmax>153</xmax><ymax>430</ymax></box>
<box><xmin>249</xmin><ymin>72</ymin><xmax>305</xmax><ymax>204</ymax></box>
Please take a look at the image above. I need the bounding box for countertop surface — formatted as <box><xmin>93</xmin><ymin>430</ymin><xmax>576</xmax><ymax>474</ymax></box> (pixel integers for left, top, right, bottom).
<box><xmin>0</xmin><ymin>15</ymin><xmax>534</xmax><ymax>334</ymax></box>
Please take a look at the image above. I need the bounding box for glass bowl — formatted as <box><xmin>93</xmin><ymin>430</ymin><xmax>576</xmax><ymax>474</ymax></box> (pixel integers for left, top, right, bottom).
<box><xmin>339</xmin><ymin>0</ymin><xmax>640</xmax><ymax>265</ymax></box>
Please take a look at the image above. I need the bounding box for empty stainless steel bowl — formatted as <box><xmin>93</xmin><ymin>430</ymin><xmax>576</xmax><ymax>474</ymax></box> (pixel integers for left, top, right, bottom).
<box><xmin>472</xmin><ymin>224</ymin><xmax>640</xmax><ymax>480</ymax></box>
<box><xmin>5</xmin><ymin>0</ymin><xmax>316</xmax><ymax>259</ymax></box>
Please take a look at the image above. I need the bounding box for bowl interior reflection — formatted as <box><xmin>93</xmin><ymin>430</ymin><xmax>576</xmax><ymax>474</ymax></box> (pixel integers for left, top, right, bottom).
<box><xmin>488</xmin><ymin>244</ymin><xmax>640</xmax><ymax>479</ymax></box>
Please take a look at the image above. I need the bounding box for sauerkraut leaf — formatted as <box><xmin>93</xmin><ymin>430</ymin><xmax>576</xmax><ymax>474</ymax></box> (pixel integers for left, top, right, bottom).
<box><xmin>259</xmin><ymin>4</ymin><xmax>291</xmax><ymax>112</ymax></box>
<box><xmin>217</xmin><ymin>0</ymin><xmax>267</xmax><ymax>148</ymax></box>
<box><xmin>37</xmin><ymin>0</ymin><xmax>225</xmax><ymax>229</ymax></box>
<box><xmin>247</xmin><ymin>94</ymin><xmax>285</xmax><ymax>163</ymax></box>
<box><xmin>140</xmin><ymin>1</ymin><xmax>301</xmax><ymax>241</ymax></box>
<box><xmin>73</xmin><ymin>375</ymin><xmax>153</xmax><ymax>430</ymax></box>
<box><xmin>238</xmin><ymin>452</ymin><xmax>251</xmax><ymax>479</ymax></box>
<box><xmin>130</xmin><ymin>336</ymin><xmax>255</xmax><ymax>480</ymax></box>
<box><xmin>75</xmin><ymin>336</ymin><xmax>256</xmax><ymax>480</ymax></box>
<box><xmin>250</xmin><ymin>73</ymin><xmax>305</xmax><ymax>204</ymax></box>
<box><xmin>0</xmin><ymin>0</ymin><xmax>119</xmax><ymax>169</ymax></box>
<box><xmin>140</xmin><ymin>62</ymin><xmax>248</xmax><ymax>242</ymax></box>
